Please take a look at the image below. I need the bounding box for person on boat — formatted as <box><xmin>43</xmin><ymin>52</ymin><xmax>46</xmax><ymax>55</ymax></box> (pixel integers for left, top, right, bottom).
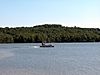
<box><xmin>42</xmin><ymin>42</ymin><xmax>45</xmax><ymax>46</ymax></box>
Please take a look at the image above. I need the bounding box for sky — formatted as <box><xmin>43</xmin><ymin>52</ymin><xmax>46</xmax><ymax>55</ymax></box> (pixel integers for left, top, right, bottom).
<box><xmin>0</xmin><ymin>0</ymin><xmax>100</xmax><ymax>28</ymax></box>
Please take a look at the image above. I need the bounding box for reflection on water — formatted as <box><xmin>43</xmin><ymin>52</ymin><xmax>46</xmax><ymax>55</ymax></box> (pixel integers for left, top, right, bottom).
<box><xmin>0</xmin><ymin>43</ymin><xmax>100</xmax><ymax>75</ymax></box>
<box><xmin>0</xmin><ymin>51</ymin><xmax>14</xmax><ymax>60</ymax></box>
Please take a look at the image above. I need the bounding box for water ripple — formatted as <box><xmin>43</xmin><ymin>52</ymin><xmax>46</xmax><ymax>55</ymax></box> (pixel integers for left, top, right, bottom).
<box><xmin>0</xmin><ymin>51</ymin><xmax>14</xmax><ymax>60</ymax></box>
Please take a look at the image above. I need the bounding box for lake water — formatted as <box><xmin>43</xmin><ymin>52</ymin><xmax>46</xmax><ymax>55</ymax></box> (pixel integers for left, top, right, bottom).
<box><xmin>0</xmin><ymin>43</ymin><xmax>100</xmax><ymax>75</ymax></box>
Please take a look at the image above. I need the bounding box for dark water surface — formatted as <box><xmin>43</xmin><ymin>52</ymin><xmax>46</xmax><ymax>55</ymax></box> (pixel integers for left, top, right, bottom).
<box><xmin>0</xmin><ymin>43</ymin><xmax>100</xmax><ymax>75</ymax></box>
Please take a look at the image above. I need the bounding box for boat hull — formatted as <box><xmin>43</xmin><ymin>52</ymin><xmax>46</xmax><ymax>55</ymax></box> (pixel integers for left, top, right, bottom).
<box><xmin>40</xmin><ymin>45</ymin><xmax>54</xmax><ymax>47</ymax></box>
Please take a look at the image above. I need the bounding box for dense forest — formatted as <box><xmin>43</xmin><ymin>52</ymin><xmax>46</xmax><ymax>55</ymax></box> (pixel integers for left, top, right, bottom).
<box><xmin>0</xmin><ymin>24</ymin><xmax>100</xmax><ymax>43</ymax></box>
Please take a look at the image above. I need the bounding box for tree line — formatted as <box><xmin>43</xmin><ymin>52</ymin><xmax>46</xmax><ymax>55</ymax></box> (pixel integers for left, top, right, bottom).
<box><xmin>0</xmin><ymin>24</ymin><xmax>100</xmax><ymax>43</ymax></box>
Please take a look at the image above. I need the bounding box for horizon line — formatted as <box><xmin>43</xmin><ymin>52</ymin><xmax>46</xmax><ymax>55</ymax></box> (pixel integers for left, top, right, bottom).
<box><xmin>0</xmin><ymin>23</ymin><xmax>100</xmax><ymax>28</ymax></box>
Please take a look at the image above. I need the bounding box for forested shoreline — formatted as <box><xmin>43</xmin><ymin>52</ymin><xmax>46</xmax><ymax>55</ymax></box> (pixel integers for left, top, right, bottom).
<box><xmin>0</xmin><ymin>24</ymin><xmax>100</xmax><ymax>43</ymax></box>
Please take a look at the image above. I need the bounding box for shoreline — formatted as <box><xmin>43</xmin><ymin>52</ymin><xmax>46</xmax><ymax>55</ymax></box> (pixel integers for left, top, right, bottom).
<box><xmin>0</xmin><ymin>42</ymin><xmax>100</xmax><ymax>44</ymax></box>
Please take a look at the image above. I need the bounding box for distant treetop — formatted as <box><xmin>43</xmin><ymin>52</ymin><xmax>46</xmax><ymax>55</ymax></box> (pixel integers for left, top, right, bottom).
<box><xmin>34</xmin><ymin>24</ymin><xmax>62</xmax><ymax>28</ymax></box>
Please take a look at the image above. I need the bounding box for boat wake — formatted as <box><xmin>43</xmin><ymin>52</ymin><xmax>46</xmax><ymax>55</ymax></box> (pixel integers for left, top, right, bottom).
<box><xmin>33</xmin><ymin>46</ymin><xmax>40</xmax><ymax>48</ymax></box>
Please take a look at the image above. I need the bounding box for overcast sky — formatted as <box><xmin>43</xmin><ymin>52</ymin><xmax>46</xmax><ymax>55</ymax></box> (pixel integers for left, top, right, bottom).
<box><xmin>0</xmin><ymin>0</ymin><xmax>100</xmax><ymax>28</ymax></box>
